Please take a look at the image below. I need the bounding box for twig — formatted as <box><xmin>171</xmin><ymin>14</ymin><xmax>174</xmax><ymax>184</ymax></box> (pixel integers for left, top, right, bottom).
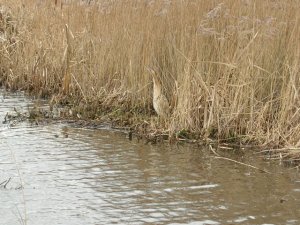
<box><xmin>3</xmin><ymin>177</ymin><xmax>11</xmax><ymax>188</ymax></box>
<box><xmin>209</xmin><ymin>145</ymin><xmax>220</xmax><ymax>156</ymax></box>
<box><xmin>0</xmin><ymin>136</ymin><xmax>27</xmax><ymax>224</ymax></box>
<box><xmin>219</xmin><ymin>145</ymin><xmax>234</xmax><ymax>150</ymax></box>
<box><xmin>0</xmin><ymin>179</ymin><xmax>9</xmax><ymax>186</ymax></box>
<box><xmin>214</xmin><ymin>156</ymin><xmax>272</xmax><ymax>174</ymax></box>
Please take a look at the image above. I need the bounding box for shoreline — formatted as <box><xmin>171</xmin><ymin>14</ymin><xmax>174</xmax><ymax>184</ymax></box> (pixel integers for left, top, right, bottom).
<box><xmin>2</xmin><ymin>98</ymin><xmax>291</xmax><ymax>156</ymax></box>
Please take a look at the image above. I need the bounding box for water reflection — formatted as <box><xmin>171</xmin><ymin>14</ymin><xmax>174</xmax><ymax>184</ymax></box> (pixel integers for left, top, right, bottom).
<box><xmin>0</xmin><ymin>90</ymin><xmax>300</xmax><ymax>225</ymax></box>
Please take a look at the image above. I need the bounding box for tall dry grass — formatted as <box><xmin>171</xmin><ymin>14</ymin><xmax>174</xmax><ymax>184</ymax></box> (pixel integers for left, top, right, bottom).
<box><xmin>1</xmin><ymin>0</ymin><xmax>300</xmax><ymax>147</ymax></box>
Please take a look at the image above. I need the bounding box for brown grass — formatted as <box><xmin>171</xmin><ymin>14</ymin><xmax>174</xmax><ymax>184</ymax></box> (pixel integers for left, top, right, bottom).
<box><xmin>1</xmin><ymin>0</ymin><xmax>300</xmax><ymax>150</ymax></box>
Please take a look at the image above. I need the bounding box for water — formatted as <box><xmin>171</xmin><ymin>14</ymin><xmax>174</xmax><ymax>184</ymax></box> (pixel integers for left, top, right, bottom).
<box><xmin>0</xmin><ymin>90</ymin><xmax>300</xmax><ymax>225</ymax></box>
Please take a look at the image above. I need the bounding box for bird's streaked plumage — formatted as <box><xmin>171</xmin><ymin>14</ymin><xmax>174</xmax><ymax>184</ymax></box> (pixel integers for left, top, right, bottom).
<box><xmin>147</xmin><ymin>67</ymin><xmax>170</xmax><ymax>118</ymax></box>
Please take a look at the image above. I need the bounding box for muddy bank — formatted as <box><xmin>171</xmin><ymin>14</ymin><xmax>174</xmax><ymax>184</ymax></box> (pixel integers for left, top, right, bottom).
<box><xmin>3</xmin><ymin>93</ymin><xmax>298</xmax><ymax>167</ymax></box>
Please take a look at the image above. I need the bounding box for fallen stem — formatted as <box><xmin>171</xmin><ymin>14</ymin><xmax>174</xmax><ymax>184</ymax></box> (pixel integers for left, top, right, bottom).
<box><xmin>3</xmin><ymin>177</ymin><xmax>12</xmax><ymax>189</ymax></box>
<box><xmin>0</xmin><ymin>179</ymin><xmax>9</xmax><ymax>186</ymax></box>
<box><xmin>209</xmin><ymin>145</ymin><xmax>220</xmax><ymax>156</ymax></box>
<box><xmin>214</xmin><ymin>156</ymin><xmax>272</xmax><ymax>174</ymax></box>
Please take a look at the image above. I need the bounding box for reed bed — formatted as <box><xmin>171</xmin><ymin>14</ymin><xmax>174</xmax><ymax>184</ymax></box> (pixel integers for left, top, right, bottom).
<box><xmin>1</xmin><ymin>0</ymin><xmax>300</xmax><ymax>153</ymax></box>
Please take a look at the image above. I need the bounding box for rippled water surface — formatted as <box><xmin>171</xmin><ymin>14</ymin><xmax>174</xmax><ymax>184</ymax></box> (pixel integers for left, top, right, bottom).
<box><xmin>1</xmin><ymin>90</ymin><xmax>300</xmax><ymax>225</ymax></box>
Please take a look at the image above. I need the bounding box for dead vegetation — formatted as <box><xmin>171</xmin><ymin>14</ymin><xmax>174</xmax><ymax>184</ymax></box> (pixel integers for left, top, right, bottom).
<box><xmin>0</xmin><ymin>0</ymin><xmax>300</xmax><ymax>157</ymax></box>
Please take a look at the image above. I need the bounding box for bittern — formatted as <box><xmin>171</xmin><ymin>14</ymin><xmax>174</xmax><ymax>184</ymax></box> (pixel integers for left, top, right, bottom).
<box><xmin>147</xmin><ymin>67</ymin><xmax>170</xmax><ymax>118</ymax></box>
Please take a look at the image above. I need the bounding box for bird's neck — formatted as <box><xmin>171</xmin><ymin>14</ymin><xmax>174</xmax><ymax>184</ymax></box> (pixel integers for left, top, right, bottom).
<box><xmin>153</xmin><ymin>78</ymin><xmax>162</xmax><ymax>98</ymax></box>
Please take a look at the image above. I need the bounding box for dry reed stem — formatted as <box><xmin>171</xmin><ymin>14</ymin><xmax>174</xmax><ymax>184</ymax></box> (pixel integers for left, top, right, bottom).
<box><xmin>214</xmin><ymin>156</ymin><xmax>272</xmax><ymax>174</ymax></box>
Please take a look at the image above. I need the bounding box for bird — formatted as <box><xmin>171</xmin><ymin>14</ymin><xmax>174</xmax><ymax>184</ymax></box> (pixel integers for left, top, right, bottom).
<box><xmin>147</xmin><ymin>67</ymin><xmax>170</xmax><ymax>118</ymax></box>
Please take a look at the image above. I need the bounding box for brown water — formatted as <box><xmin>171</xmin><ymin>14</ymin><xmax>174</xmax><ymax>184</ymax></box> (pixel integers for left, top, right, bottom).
<box><xmin>0</xmin><ymin>90</ymin><xmax>300</xmax><ymax>225</ymax></box>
